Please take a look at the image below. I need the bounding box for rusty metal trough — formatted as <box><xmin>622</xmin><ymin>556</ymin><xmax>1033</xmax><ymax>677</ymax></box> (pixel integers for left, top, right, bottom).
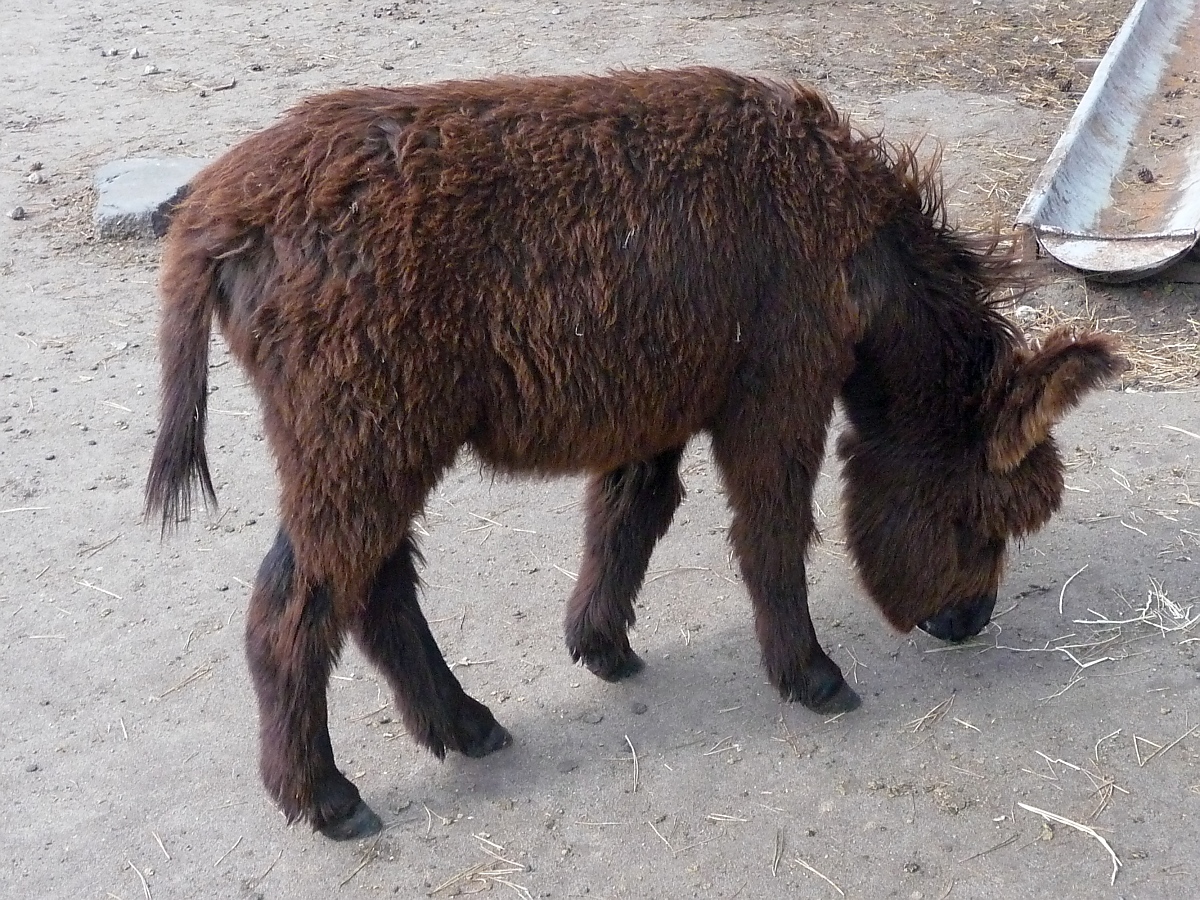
<box><xmin>1016</xmin><ymin>0</ymin><xmax>1200</xmax><ymax>282</ymax></box>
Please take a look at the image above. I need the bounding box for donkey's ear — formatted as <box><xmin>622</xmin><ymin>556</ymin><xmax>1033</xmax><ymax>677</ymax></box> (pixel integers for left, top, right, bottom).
<box><xmin>987</xmin><ymin>328</ymin><xmax>1126</xmax><ymax>473</ymax></box>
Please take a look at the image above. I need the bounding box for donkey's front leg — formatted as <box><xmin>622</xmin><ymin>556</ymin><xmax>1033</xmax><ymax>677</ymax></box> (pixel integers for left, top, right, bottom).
<box><xmin>712</xmin><ymin>431</ymin><xmax>860</xmax><ymax>714</ymax></box>
<box><xmin>743</xmin><ymin>557</ymin><xmax>861</xmax><ymax>714</ymax></box>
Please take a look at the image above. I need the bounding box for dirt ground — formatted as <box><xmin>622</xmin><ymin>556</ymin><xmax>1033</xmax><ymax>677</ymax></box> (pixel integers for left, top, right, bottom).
<box><xmin>3</xmin><ymin>1</ymin><xmax>1199</xmax><ymax>898</ymax></box>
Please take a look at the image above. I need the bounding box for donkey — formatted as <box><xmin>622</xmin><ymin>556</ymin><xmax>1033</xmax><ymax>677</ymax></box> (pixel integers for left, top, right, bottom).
<box><xmin>146</xmin><ymin>68</ymin><xmax>1125</xmax><ymax>839</ymax></box>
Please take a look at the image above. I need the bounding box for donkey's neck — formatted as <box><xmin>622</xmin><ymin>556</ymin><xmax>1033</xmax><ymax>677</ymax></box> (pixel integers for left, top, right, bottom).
<box><xmin>839</xmin><ymin>224</ymin><xmax>1016</xmax><ymax>451</ymax></box>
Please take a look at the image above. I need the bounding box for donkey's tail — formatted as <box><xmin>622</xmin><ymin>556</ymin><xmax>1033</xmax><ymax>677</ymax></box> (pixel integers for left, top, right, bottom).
<box><xmin>144</xmin><ymin>218</ymin><xmax>221</xmax><ymax>535</ymax></box>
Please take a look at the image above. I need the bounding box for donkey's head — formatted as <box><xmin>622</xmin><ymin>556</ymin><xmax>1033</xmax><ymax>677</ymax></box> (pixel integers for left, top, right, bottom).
<box><xmin>838</xmin><ymin>327</ymin><xmax>1125</xmax><ymax>641</ymax></box>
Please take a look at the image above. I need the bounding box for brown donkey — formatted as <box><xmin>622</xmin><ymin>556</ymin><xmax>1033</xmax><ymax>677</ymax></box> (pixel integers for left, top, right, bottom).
<box><xmin>145</xmin><ymin>68</ymin><xmax>1125</xmax><ymax>839</ymax></box>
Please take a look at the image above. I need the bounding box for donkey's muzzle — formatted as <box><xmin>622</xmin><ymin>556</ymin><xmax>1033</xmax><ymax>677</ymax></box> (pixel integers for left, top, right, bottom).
<box><xmin>918</xmin><ymin>592</ymin><xmax>997</xmax><ymax>643</ymax></box>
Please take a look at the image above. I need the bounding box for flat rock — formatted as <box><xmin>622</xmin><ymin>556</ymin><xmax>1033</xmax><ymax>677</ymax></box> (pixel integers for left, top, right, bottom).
<box><xmin>93</xmin><ymin>157</ymin><xmax>209</xmax><ymax>239</ymax></box>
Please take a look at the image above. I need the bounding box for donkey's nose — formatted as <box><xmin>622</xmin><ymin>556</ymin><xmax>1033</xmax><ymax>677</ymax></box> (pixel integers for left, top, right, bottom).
<box><xmin>918</xmin><ymin>592</ymin><xmax>997</xmax><ymax>643</ymax></box>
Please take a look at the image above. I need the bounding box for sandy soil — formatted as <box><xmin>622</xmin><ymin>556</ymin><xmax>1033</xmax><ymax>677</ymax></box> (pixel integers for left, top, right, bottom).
<box><xmin>2</xmin><ymin>2</ymin><xmax>1198</xmax><ymax>898</ymax></box>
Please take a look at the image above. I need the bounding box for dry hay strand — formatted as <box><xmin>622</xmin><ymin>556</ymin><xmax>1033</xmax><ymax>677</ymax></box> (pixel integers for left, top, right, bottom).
<box><xmin>997</xmin><ymin>575</ymin><xmax>1198</xmax><ymax>700</ymax></box>
<box><xmin>647</xmin><ymin>816</ymin><xmax>715</xmax><ymax>858</ymax></box>
<box><xmin>1133</xmin><ymin>716</ymin><xmax>1199</xmax><ymax>768</ymax></box>
<box><xmin>955</xmin><ymin>157</ymin><xmax>1034</xmax><ymax>227</ymax></box>
<box><xmin>429</xmin><ymin>834</ymin><xmax>532</xmax><ymax>900</ymax></box>
<box><xmin>902</xmin><ymin>695</ymin><xmax>954</xmax><ymax>733</ymax></box>
<box><xmin>1017</xmin><ymin>802</ymin><xmax>1122</xmax><ymax>885</ymax></box>
<box><xmin>624</xmin><ymin>734</ymin><xmax>640</xmax><ymax>793</ymax></box>
<box><xmin>1010</xmin><ymin>302</ymin><xmax>1200</xmax><ymax>390</ymax></box>
<box><xmin>979</xmin><ymin>574</ymin><xmax>1179</xmax><ymax>701</ymax></box>
<box><xmin>127</xmin><ymin>860</ymin><xmax>152</xmax><ymax>900</ymax></box>
<box><xmin>341</xmin><ymin>829</ymin><xmax>390</xmax><ymax>887</ymax></box>
<box><xmin>771</xmin><ymin>829</ymin><xmax>785</xmax><ymax>876</ymax></box>
<box><xmin>793</xmin><ymin>857</ymin><xmax>845</xmax><ymax>897</ymax></box>
<box><xmin>1022</xmin><ymin>750</ymin><xmax>1130</xmax><ymax>820</ymax></box>
<box><xmin>1074</xmin><ymin>576</ymin><xmax>1199</xmax><ymax>641</ymax></box>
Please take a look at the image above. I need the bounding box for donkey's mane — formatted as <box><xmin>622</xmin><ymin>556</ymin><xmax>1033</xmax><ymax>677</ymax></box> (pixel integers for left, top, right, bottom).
<box><xmin>840</xmin><ymin>133</ymin><xmax>1031</xmax><ymax>452</ymax></box>
<box><xmin>875</xmin><ymin>135</ymin><xmax>1027</xmax><ymax>342</ymax></box>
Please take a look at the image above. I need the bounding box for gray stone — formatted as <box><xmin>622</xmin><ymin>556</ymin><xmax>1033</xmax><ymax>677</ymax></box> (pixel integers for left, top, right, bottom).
<box><xmin>93</xmin><ymin>157</ymin><xmax>209</xmax><ymax>240</ymax></box>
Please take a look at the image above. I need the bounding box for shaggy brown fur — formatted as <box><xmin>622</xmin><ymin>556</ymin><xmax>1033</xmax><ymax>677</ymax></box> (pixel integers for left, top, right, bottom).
<box><xmin>145</xmin><ymin>67</ymin><xmax>1126</xmax><ymax>838</ymax></box>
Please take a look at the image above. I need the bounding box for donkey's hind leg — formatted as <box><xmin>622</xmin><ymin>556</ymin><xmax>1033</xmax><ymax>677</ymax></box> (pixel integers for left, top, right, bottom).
<box><xmin>351</xmin><ymin>533</ymin><xmax>512</xmax><ymax>760</ymax></box>
<box><xmin>245</xmin><ymin>529</ymin><xmax>380</xmax><ymax>840</ymax></box>
<box><xmin>565</xmin><ymin>446</ymin><xmax>686</xmax><ymax>681</ymax></box>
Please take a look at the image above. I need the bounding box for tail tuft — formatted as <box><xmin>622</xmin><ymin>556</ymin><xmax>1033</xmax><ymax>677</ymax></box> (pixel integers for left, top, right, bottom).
<box><xmin>144</xmin><ymin>238</ymin><xmax>220</xmax><ymax>535</ymax></box>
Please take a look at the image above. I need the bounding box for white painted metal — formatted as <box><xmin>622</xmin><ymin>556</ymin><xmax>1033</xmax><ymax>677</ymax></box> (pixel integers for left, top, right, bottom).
<box><xmin>1016</xmin><ymin>0</ymin><xmax>1200</xmax><ymax>282</ymax></box>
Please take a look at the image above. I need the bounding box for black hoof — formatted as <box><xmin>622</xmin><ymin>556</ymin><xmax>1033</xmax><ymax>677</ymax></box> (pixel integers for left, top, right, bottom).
<box><xmin>807</xmin><ymin>680</ymin><xmax>861</xmax><ymax>715</ymax></box>
<box><xmin>318</xmin><ymin>800</ymin><xmax>383</xmax><ymax>841</ymax></box>
<box><xmin>461</xmin><ymin>721</ymin><xmax>513</xmax><ymax>759</ymax></box>
<box><xmin>583</xmin><ymin>649</ymin><xmax>645</xmax><ymax>682</ymax></box>
<box><xmin>774</xmin><ymin>654</ymin><xmax>859</xmax><ymax>715</ymax></box>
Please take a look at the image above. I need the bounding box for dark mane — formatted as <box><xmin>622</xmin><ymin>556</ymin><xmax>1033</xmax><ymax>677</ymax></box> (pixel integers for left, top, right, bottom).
<box><xmin>840</xmin><ymin>137</ymin><xmax>1030</xmax><ymax>451</ymax></box>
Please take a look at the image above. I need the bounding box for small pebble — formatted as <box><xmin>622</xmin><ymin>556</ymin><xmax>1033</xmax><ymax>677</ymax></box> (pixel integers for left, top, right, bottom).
<box><xmin>129</xmin><ymin>48</ymin><xmax>144</xmax><ymax>59</ymax></box>
<box><xmin>45</xmin><ymin>454</ymin><xmax>56</xmax><ymax>460</ymax></box>
<box><xmin>29</xmin><ymin>161</ymin><xmax>42</xmax><ymax>171</ymax></box>
<box><xmin>1137</xmin><ymin>165</ymin><xmax>1155</xmax><ymax>183</ymax></box>
<box><xmin>143</xmin><ymin>64</ymin><xmax>160</xmax><ymax>76</ymax></box>
<box><xmin>407</xmin><ymin>38</ymin><xmax>420</xmax><ymax>49</ymax></box>
<box><xmin>27</xmin><ymin>171</ymin><xmax>46</xmax><ymax>185</ymax></box>
<box><xmin>9</xmin><ymin>206</ymin><xmax>25</xmax><ymax>220</ymax></box>
<box><xmin>630</xmin><ymin>701</ymin><xmax>648</xmax><ymax>715</ymax></box>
